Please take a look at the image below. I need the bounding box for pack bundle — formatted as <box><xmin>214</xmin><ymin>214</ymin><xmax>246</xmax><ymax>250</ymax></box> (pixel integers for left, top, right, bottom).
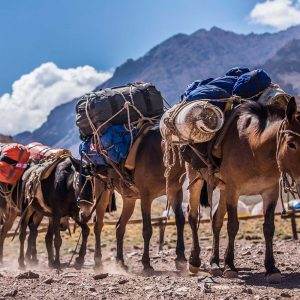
<box><xmin>182</xmin><ymin>67</ymin><xmax>290</xmax><ymax>106</ymax></box>
<box><xmin>76</xmin><ymin>83</ymin><xmax>164</xmax><ymax>137</ymax></box>
<box><xmin>161</xmin><ymin>67</ymin><xmax>291</xmax><ymax>145</ymax></box>
<box><xmin>26</xmin><ymin>142</ymin><xmax>70</xmax><ymax>163</ymax></box>
<box><xmin>0</xmin><ymin>143</ymin><xmax>30</xmax><ymax>184</ymax></box>
<box><xmin>76</xmin><ymin>82</ymin><xmax>164</xmax><ymax>166</ymax></box>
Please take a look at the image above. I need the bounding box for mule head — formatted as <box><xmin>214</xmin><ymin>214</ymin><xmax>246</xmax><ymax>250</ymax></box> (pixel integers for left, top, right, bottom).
<box><xmin>72</xmin><ymin>158</ymin><xmax>94</xmax><ymax>223</ymax></box>
<box><xmin>277</xmin><ymin>97</ymin><xmax>300</xmax><ymax>193</ymax></box>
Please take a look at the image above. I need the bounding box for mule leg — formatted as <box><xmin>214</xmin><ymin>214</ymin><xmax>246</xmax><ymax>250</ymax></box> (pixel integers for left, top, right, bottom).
<box><xmin>94</xmin><ymin>189</ymin><xmax>111</xmax><ymax>268</ymax></box>
<box><xmin>262</xmin><ymin>187</ymin><xmax>281</xmax><ymax>284</ymax></box>
<box><xmin>0</xmin><ymin>208</ymin><xmax>18</xmax><ymax>263</ymax></box>
<box><xmin>45</xmin><ymin>218</ymin><xmax>55</xmax><ymax>268</ymax></box>
<box><xmin>168</xmin><ymin>188</ymin><xmax>186</xmax><ymax>269</ymax></box>
<box><xmin>53</xmin><ymin>215</ymin><xmax>62</xmax><ymax>269</ymax></box>
<box><xmin>223</xmin><ymin>190</ymin><xmax>239</xmax><ymax>278</ymax></box>
<box><xmin>116</xmin><ymin>196</ymin><xmax>136</xmax><ymax>266</ymax></box>
<box><xmin>187</xmin><ymin>166</ymin><xmax>204</xmax><ymax>273</ymax></box>
<box><xmin>26</xmin><ymin>212</ymin><xmax>43</xmax><ymax>265</ymax></box>
<box><xmin>210</xmin><ymin>192</ymin><xmax>227</xmax><ymax>276</ymax></box>
<box><xmin>141</xmin><ymin>194</ymin><xmax>153</xmax><ymax>270</ymax></box>
<box><xmin>18</xmin><ymin>210</ymin><xmax>33</xmax><ymax>269</ymax></box>
<box><xmin>74</xmin><ymin>223</ymin><xmax>90</xmax><ymax>269</ymax></box>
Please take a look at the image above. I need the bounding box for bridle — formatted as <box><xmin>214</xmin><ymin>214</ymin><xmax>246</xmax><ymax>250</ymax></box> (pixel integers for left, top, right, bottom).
<box><xmin>276</xmin><ymin>118</ymin><xmax>300</xmax><ymax>214</ymax></box>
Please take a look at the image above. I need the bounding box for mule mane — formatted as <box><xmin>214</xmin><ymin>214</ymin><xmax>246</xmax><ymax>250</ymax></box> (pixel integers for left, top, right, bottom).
<box><xmin>238</xmin><ymin>101</ymin><xmax>285</xmax><ymax>134</ymax></box>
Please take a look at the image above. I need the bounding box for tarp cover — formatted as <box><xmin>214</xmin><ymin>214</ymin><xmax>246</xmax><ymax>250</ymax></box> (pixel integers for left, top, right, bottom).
<box><xmin>80</xmin><ymin>125</ymin><xmax>136</xmax><ymax>166</ymax></box>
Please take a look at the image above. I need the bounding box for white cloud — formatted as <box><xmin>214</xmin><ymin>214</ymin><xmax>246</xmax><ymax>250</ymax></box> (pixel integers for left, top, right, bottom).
<box><xmin>250</xmin><ymin>0</ymin><xmax>300</xmax><ymax>29</ymax></box>
<box><xmin>0</xmin><ymin>62</ymin><xmax>112</xmax><ymax>135</ymax></box>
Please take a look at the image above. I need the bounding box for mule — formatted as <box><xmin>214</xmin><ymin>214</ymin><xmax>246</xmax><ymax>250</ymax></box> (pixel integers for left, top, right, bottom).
<box><xmin>93</xmin><ymin>128</ymin><xmax>186</xmax><ymax>270</ymax></box>
<box><xmin>187</xmin><ymin>98</ymin><xmax>299</xmax><ymax>283</ymax></box>
<box><xmin>18</xmin><ymin>156</ymin><xmax>94</xmax><ymax>269</ymax></box>
<box><xmin>0</xmin><ymin>183</ymin><xmax>20</xmax><ymax>263</ymax></box>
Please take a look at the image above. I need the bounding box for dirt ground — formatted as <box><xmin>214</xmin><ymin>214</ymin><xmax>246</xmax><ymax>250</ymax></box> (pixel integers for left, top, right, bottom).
<box><xmin>0</xmin><ymin>206</ymin><xmax>299</xmax><ymax>299</ymax></box>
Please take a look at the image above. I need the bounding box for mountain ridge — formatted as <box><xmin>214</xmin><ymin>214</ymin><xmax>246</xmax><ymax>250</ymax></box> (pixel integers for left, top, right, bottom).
<box><xmin>13</xmin><ymin>26</ymin><xmax>300</xmax><ymax>150</ymax></box>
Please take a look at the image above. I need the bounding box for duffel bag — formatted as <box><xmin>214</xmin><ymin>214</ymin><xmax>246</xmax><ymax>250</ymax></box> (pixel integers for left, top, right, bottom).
<box><xmin>233</xmin><ymin>69</ymin><xmax>271</xmax><ymax>99</ymax></box>
<box><xmin>225</xmin><ymin>67</ymin><xmax>250</xmax><ymax>77</ymax></box>
<box><xmin>0</xmin><ymin>143</ymin><xmax>30</xmax><ymax>184</ymax></box>
<box><xmin>76</xmin><ymin>82</ymin><xmax>164</xmax><ymax>137</ymax></box>
<box><xmin>26</xmin><ymin>142</ymin><xmax>68</xmax><ymax>162</ymax></box>
<box><xmin>208</xmin><ymin>76</ymin><xmax>238</xmax><ymax>94</ymax></box>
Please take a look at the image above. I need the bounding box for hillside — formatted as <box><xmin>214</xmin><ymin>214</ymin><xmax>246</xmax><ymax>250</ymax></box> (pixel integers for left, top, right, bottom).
<box><xmin>0</xmin><ymin>134</ymin><xmax>13</xmax><ymax>143</ymax></box>
<box><xmin>260</xmin><ymin>39</ymin><xmax>300</xmax><ymax>95</ymax></box>
<box><xmin>14</xmin><ymin>26</ymin><xmax>300</xmax><ymax>149</ymax></box>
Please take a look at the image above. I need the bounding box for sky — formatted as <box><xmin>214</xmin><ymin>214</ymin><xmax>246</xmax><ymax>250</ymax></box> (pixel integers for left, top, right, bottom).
<box><xmin>1</xmin><ymin>0</ymin><xmax>300</xmax><ymax>134</ymax></box>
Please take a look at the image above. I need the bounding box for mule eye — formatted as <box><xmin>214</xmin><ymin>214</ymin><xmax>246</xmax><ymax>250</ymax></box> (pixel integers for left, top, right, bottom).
<box><xmin>296</xmin><ymin>115</ymin><xmax>300</xmax><ymax>123</ymax></box>
<box><xmin>287</xmin><ymin>142</ymin><xmax>296</xmax><ymax>150</ymax></box>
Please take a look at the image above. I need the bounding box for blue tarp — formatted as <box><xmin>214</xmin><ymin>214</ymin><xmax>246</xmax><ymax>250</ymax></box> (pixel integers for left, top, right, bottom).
<box><xmin>233</xmin><ymin>69</ymin><xmax>271</xmax><ymax>99</ymax></box>
<box><xmin>182</xmin><ymin>67</ymin><xmax>272</xmax><ymax>106</ymax></box>
<box><xmin>80</xmin><ymin>125</ymin><xmax>136</xmax><ymax>166</ymax></box>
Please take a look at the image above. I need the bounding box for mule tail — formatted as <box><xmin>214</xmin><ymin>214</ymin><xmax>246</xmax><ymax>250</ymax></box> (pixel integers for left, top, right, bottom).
<box><xmin>200</xmin><ymin>181</ymin><xmax>210</xmax><ymax>207</ymax></box>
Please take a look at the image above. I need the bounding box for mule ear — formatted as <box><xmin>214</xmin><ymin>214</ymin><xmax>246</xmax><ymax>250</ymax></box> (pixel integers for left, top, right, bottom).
<box><xmin>70</xmin><ymin>157</ymin><xmax>81</xmax><ymax>172</ymax></box>
<box><xmin>286</xmin><ymin>97</ymin><xmax>297</xmax><ymax>122</ymax></box>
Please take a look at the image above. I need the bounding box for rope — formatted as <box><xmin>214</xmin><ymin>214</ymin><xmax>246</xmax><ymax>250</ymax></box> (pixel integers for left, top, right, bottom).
<box><xmin>67</xmin><ymin>231</ymin><xmax>82</xmax><ymax>267</ymax></box>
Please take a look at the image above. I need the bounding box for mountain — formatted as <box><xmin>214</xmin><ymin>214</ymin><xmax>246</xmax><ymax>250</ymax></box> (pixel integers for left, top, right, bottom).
<box><xmin>0</xmin><ymin>134</ymin><xmax>13</xmax><ymax>143</ymax></box>
<box><xmin>260</xmin><ymin>39</ymin><xmax>300</xmax><ymax>95</ymax></box>
<box><xmin>13</xmin><ymin>26</ymin><xmax>300</xmax><ymax>150</ymax></box>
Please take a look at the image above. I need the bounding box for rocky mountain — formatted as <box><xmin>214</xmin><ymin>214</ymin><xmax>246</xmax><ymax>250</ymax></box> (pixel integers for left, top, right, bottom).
<box><xmin>0</xmin><ymin>134</ymin><xmax>13</xmax><ymax>143</ymax></box>
<box><xmin>13</xmin><ymin>26</ymin><xmax>300</xmax><ymax>150</ymax></box>
<box><xmin>260</xmin><ymin>39</ymin><xmax>300</xmax><ymax>95</ymax></box>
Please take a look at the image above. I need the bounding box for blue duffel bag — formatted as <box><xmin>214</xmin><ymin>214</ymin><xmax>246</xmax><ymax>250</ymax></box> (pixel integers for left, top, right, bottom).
<box><xmin>182</xmin><ymin>78</ymin><xmax>215</xmax><ymax>100</ymax></box>
<box><xmin>226</xmin><ymin>67</ymin><xmax>250</xmax><ymax>77</ymax></box>
<box><xmin>184</xmin><ymin>85</ymin><xmax>231</xmax><ymax>110</ymax></box>
<box><xmin>233</xmin><ymin>69</ymin><xmax>271</xmax><ymax>99</ymax></box>
<box><xmin>208</xmin><ymin>76</ymin><xmax>238</xmax><ymax>94</ymax></box>
<box><xmin>80</xmin><ymin>125</ymin><xmax>136</xmax><ymax>166</ymax></box>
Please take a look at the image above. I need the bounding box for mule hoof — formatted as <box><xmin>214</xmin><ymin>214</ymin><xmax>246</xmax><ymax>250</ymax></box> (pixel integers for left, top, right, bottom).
<box><xmin>74</xmin><ymin>259</ymin><xmax>84</xmax><ymax>270</ymax></box>
<box><xmin>210</xmin><ymin>264</ymin><xmax>223</xmax><ymax>277</ymax></box>
<box><xmin>189</xmin><ymin>264</ymin><xmax>199</xmax><ymax>274</ymax></box>
<box><xmin>266</xmin><ymin>272</ymin><xmax>281</xmax><ymax>284</ymax></box>
<box><xmin>223</xmin><ymin>269</ymin><xmax>238</xmax><ymax>279</ymax></box>
<box><xmin>175</xmin><ymin>259</ymin><xmax>187</xmax><ymax>271</ymax></box>
<box><xmin>143</xmin><ymin>264</ymin><xmax>154</xmax><ymax>271</ymax></box>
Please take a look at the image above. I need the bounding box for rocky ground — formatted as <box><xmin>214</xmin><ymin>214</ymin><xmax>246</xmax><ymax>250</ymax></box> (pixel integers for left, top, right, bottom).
<box><xmin>0</xmin><ymin>213</ymin><xmax>299</xmax><ymax>299</ymax></box>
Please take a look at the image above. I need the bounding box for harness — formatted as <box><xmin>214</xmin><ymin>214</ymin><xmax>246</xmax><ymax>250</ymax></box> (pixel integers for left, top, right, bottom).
<box><xmin>276</xmin><ymin>118</ymin><xmax>300</xmax><ymax>214</ymax></box>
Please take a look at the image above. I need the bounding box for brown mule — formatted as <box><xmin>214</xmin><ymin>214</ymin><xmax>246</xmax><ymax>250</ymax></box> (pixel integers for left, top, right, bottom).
<box><xmin>93</xmin><ymin>129</ymin><xmax>186</xmax><ymax>270</ymax></box>
<box><xmin>187</xmin><ymin>98</ymin><xmax>299</xmax><ymax>283</ymax></box>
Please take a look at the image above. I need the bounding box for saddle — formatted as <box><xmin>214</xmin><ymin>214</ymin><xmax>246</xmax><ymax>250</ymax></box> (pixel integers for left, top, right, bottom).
<box><xmin>23</xmin><ymin>153</ymin><xmax>72</xmax><ymax>214</ymax></box>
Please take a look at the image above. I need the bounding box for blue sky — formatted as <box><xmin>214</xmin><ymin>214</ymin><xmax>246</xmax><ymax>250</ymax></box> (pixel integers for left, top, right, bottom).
<box><xmin>0</xmin><ymin>0</ymin><xmax>279</xmax><ymax>94</ymax></box>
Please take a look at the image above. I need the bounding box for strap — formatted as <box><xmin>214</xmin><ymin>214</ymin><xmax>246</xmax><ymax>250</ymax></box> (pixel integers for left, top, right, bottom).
<box><xmin>0</xmin><ymin>155</ymin><xmax>18</xmax><ymax>165</ymax></box>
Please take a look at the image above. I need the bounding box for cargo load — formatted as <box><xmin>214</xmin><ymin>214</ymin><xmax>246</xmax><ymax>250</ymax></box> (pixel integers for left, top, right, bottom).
<box><xmin>160</xmin><ymin>102</ymin><xmax>224</xmax><ymax>144</ymax></box>
<box><xmin>26</xmin><ymin>142</ymin><xmax>70</xmax><ymax>163</ymax></box>
<box><xmin>0</xmin><ymin>143</ymin><xmax>30</xmax><ymax>184</ymax></box>
<box><xmin>76</xmin><ymin>83</ymin><xmax>164</xmax><ymax>138</ymax></box>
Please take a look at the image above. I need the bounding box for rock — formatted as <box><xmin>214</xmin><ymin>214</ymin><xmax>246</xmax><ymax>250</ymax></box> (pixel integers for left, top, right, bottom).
<box><xmin>118</xmin><ymin>279</ymin><xmax>129</xmax><ymax>284</ymax></box>
<box><xmin>242</xmin><ymin>251</ymin><xmax>251</xmax><ymax>256</ymax></box>
<box><xmin>43</xmin><ymin>277</ymin><xmax>54</xmax><ymax>284</ymax></box>
<box><xmin>63</xmin><ymin>273</ymin><xmax>78</xmax><ymax>278</ymax></box>
<box><xmin>198</xmin><ymin>276</ymin><xmax>215</xmax><ymax>284</ymax></box>
<box><xmin>4</xmin><ymin>289</ymin><xmax>18</xmax><ymax>297</ymax></box>
<box><xmin>89</xmin><ymin>287</ymin><xmax>97</xmax><ymax>292</ymax></box>
<box><xmin>242</xmin><ymin>288</ymin><xmax>253</xmax><ymax>294</ymax></box>
<box><xmin>280</xmin><ymin>292</ymin><xmax>292</xmax><ymax>298</ymax></box>
<box><xmin>16</xmin><ymin>271</ymin><xmax>39</xmax><ymax>279</ymax></box>
<box><xmin>67</xmin><ymin>281</ymin><xmax>76</xmax><ymax>286</ymax></box>
<box><xmin>93</xmin><ymin>273</ymin><xmax>109</xmax><ymax>280</ymax></box>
